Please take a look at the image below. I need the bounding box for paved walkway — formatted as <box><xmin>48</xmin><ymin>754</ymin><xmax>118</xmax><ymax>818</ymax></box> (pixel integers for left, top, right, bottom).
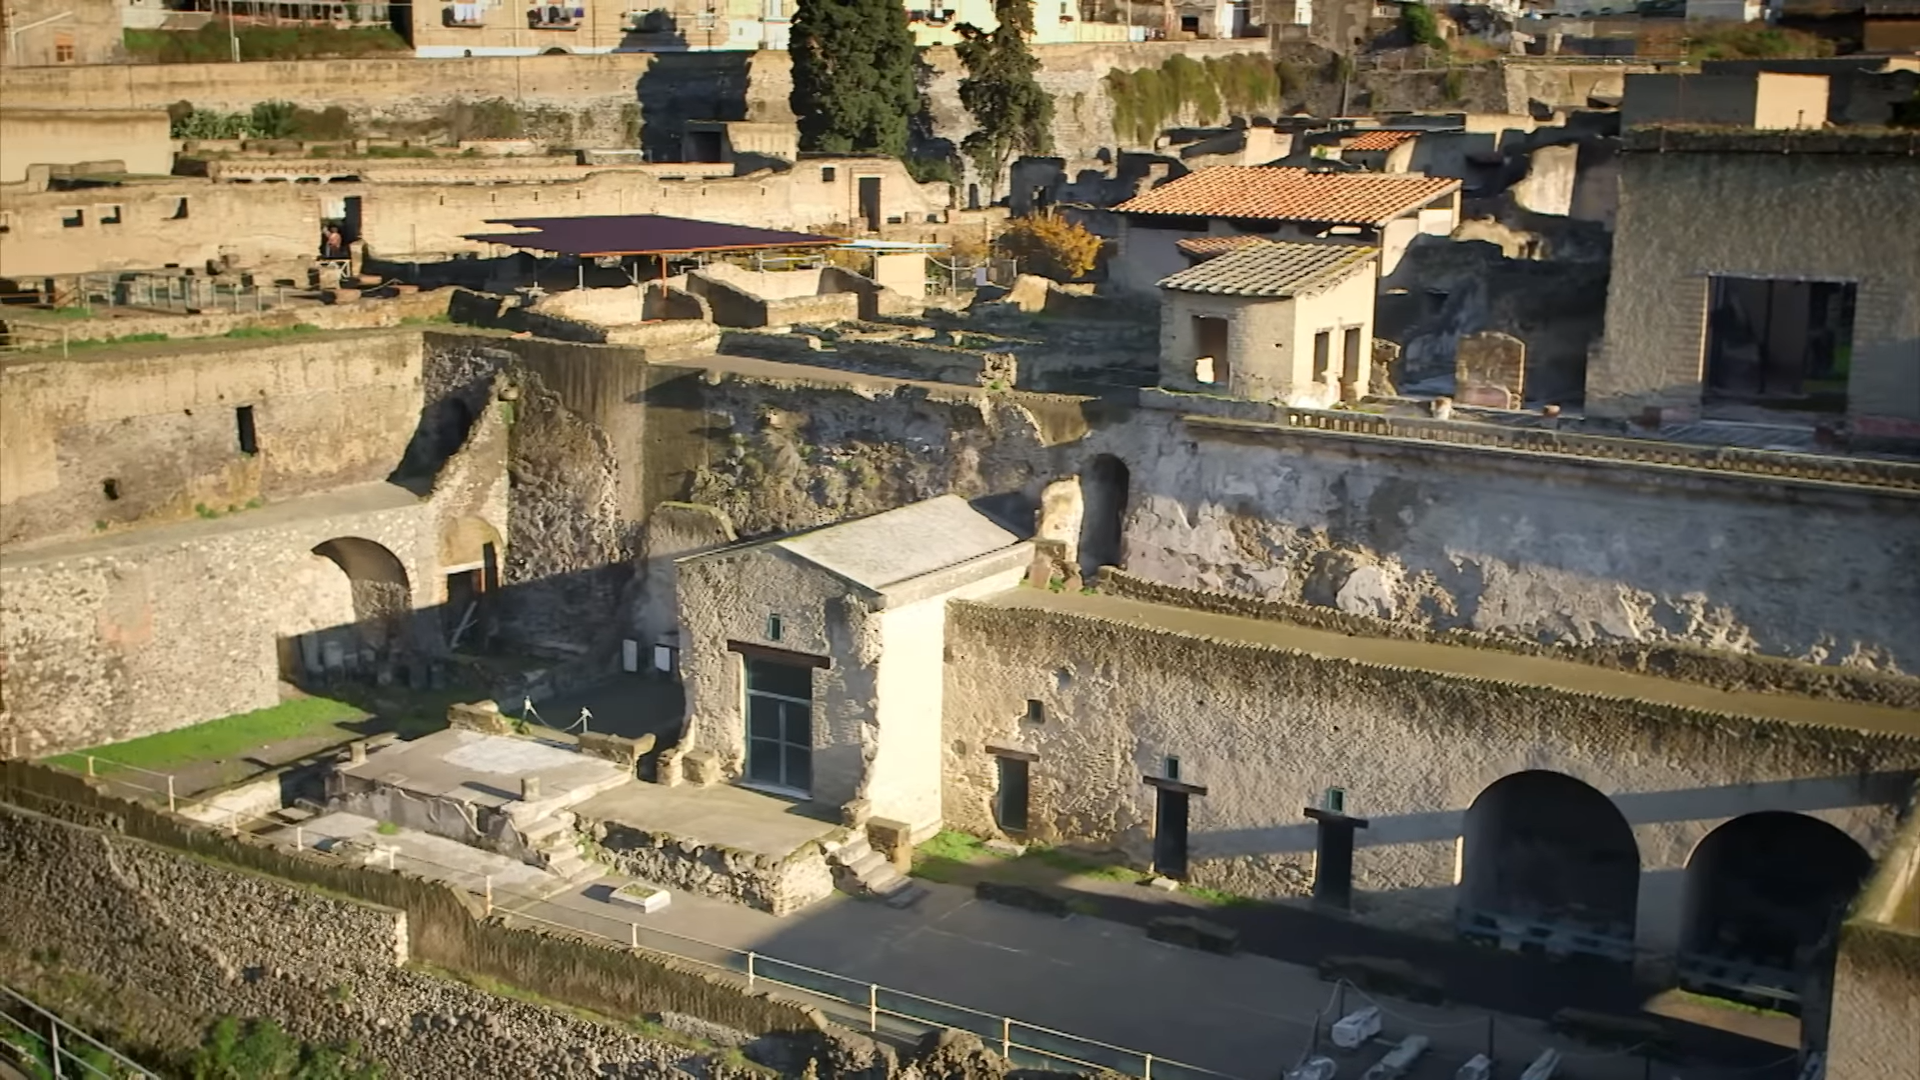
<box><xmin>484</xmin><ymin>869</ymin><xmax>1797</xmax><ymax>1080</ymax></box>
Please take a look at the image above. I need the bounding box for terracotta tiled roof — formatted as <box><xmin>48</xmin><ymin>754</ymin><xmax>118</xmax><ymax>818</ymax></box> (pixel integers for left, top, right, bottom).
<box><xmin>1116</xmin><ymin>166</ymin><xmax>1460</xmax><ymax>227</ymax></box>
<box><xmin>1175</xmin><ymin>235</ymin><xmax>1274</xmax><ymax>258</ymax></box>
<box><xmin>1343</xmin><ymin>129</ymin><xmax>1423</xmax><ymax>151</ymax></box>
<box><xmin>1157</xmin><ymin>241</ymin><xmax>1378</xmax><ymax>298</ymax></box>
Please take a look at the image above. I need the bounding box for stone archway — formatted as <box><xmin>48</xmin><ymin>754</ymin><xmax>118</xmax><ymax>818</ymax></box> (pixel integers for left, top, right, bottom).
<box><xmin>1458</xmin><ymin>770</ymin><xmax>1640</xmax><ymax>958</ymax></box>
<box><xmin>1678</xmin><ymin>812</ymin><xmax>1872</xmax><ymax>1010</ymax></box>
<box><xmin>1076</xmin><ymin>454</ymin><xmax>1129</xmax><ymax>578</ymax></box>
<box><xmin>310</xmin><ymin>537</ymin><xmax>413</xmax><ymax>653</ymax></box>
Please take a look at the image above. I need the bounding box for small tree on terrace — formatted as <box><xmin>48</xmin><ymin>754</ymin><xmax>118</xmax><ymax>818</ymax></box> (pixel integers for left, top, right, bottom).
<box><xmin>955</xmin><ymin>0</ymin><xmax>1054</xmax><ymax>201</ymax></box>
<box><xmin>999</xmin><ymin>212</ymin><xmax>1102</xmax><ymax>281</ymax></box>
<box><xmin>789</xmin><ymin>0</ymin><xmax>920</xmax><ymax>156</ymax></box>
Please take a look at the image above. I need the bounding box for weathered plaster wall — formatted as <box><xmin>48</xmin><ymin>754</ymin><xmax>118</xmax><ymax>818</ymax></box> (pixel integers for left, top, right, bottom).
<box><xmin>644</xmin><ymin>362</ymin><xmax>1920</xmax><ymax>671</ymax></box>
<box><xmin>1591</xmin><ymin>141</ymin><xmax>1920</xmax><ymax>428</ymax></box>
<box><xmin>0</xmin><ymin>334</ymin><xmax>510</xmax><ymax>754</ymax></box>
<box><xmin>0</xmin><ymin>332</ymin><xmax>424</xmax><ymax>547</ymax></box>
<box><xmin>941</xmin><ymin>595</ymin><xmax>1920</xmax><ymax>950</ymax></box>
<box><xmin>677</xmin><ymin>547</ymin><xmax>882</xmax><ymax>813</ymax></box>
<box><xmin>0</xmin><ymin>109</ymin><xmax>172</xmax><ymax>183</ymax></box>
<box><xmin>1121</xmin><ymin>416</ymin><xmax>1920</xmax><ymax>674</ymax></box>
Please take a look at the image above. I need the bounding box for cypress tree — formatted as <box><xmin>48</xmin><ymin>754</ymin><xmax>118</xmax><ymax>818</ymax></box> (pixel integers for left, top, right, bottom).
<box><xmin>955</xmin><ymin>0</ymin><xmax>1054</xmax><ymax>200</ymax></box>
<box><xmin>789</xmin><ymin>0</ymin><xmax>920</xmax><ymax>157</ymax></box>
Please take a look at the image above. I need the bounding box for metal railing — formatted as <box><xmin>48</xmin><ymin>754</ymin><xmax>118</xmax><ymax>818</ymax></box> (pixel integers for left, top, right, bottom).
<box><xmin>0</xmin><ymin>982</ymin><xmax>158</xmax><ymax>1079</ymax></box>
<box><xmin>22</xmin><ymin>754</ymin><xmax>1236</xmax><ymax>1080</ymax></box>
<box><xmin>317</xmin><ymin>837</ymin><xmax>1238</xmax><ymax>1080</ymax></box>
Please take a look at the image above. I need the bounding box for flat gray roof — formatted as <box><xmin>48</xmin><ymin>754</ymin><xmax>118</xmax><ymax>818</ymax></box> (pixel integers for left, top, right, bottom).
<box><xmin>776</xmin><ymin>494</ymin><xmax>1023</xmax><ymax>592</ymax></box>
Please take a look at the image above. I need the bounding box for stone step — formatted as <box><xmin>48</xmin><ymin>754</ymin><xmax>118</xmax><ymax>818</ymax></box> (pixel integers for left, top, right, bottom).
<box><xmin>863</xmin><ymin>866</ymin><xmax>905</xmax><ymax>895</ymax></box>
<box><xmin>846</xmin><ymin>850</ymin><xmax>889</xmax><ymax>880</ymax></box>
<box><xmin>831</xmin><ymin>836</ymin><xmax>873</xmax><ymax>865</ymax></box>
<box><xmin>520</xmin><ymin>818</ymin><xmax>570</xmax><ymax>845</ymax></box>
<box><xmin>881</xmin><ymin>882</ymin><xmax>928</xmax><ymax>910</ymax></box>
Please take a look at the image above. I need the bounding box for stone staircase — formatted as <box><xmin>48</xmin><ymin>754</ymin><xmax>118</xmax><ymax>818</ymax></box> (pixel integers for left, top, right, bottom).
<box><xmin>828</xmin><ymin>833</ymin><xmax>928</xmax><ymax>909</ymax></box>
<box><xmin>520</xmin><ymin>812</ymin><xmax>602</xmax><ymax>884</ymax></box>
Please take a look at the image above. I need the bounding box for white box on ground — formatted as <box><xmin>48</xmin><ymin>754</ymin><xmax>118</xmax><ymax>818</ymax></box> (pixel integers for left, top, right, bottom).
<box><xmin>1284</xmin><ymin>1056</ymin><xmax>1336</xmax><ymax>1080</ymax></box>
<box><xmin>611</xmin><ymin>883</ymin><xmax>672</xmax><ymax>914</ymax></box>
<box><xmin>1455</xmin><ymin>1054</ymin><xmax>1492</xmax><ymax>1080</ymax></box>
<box><xmin>1363</xmin><ymin>1035</ymin><xmax>1430</xmax><ymax>1080</ymax></box>
<box><xmin>1332</xmin><ymin>1005</ymin><xmax>1383</xmax><ymax>1049</ymax></box>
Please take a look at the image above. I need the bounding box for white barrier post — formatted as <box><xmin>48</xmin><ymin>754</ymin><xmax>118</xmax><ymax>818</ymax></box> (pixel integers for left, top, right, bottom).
<box><xmin>868</xmin><ymin>985</ymin><xmax>877</xmax><ymax>1032</ymax></box>
<box><xmin>747</xmin><ymin>952</ymin><xmax>756</xmax><ymax>990</ymax></box>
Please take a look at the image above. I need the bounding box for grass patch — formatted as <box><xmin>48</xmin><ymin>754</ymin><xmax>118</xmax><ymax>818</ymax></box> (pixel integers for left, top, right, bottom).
<box><xmin>222</xmin><ymin>322</ymin><xmax>323</xmax><ymax>339</ymax></box>
<box><xmin>915</xmin><ymin>829</ymin><xmax>999</xmax><ymax>863</ymax></box>
<box><xmin>1665</xmin><ymin>988</ymin><xmax>1795</xmax><ymax>1020</ymax></box>
<box><xmin>45</xmin><ymin>695</ymin><xmax>367</xmax><ymax>774</ymax></box>
<box><xmin>1181</xmin><ymin>883</ymin><xmax>1256</xmax><ymax>907</ymax></box>
<box><xmin>1022</xmin><ymin>844</ymin><xmax>1139</xmax><ymax>881</ymax></box>
<box><xmin>375</xmin><ymin>821</ymin><xmax>400</xmax><ymax>836</ymax></box>
<box><xmin>399</xmin><ymin>313</ymin><xmax>452</xmax><ymax>326</ymax></box>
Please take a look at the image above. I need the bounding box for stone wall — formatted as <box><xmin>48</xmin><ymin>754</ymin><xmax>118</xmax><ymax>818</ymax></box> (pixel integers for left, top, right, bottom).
<box><xmin>0</xmin><ymin>177</ymin><xmax>320</xmax><ymax>278</ymax></box>
<box><xmin>1825</xmin><ymin>809</ymin><xmax>1920</xmax><ymax>1079</ymax></box>
<box><xmin>0</xmin><ymin>109</ymin><xmax>172</xmax><ymax>184</ymax></box>
<box><xmin>0</xmin><ymin>765</ymin><xmax>846</xmax><ymax>1078</ymax></box>
<box><xmin>1591</xmin><ymin>134</ymin><xmax>1920</xmax><ymax>429</ymax></box>
<box><xmin>0</xmin><ymin>329</ymin><xmax>511</xmax><ymax>755</ymax></box>
<box><xmin>940</xmin><ymin>593</ymin><xmax>1920</xmax><ymax>950</ymax></box>
<box><xmin>0</xmin><ymin>332</ymin><xmax>426</xmax><ymax>547</ymax></box>
<box><xmin>590</xmin><ymin>820</ymin><xmax>837</xmax><ymax>917</ymax></box>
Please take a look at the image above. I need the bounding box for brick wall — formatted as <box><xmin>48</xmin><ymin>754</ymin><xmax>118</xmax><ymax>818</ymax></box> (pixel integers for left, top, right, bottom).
<box><xmin>941</xmin><ymin>595</ymin><xmax>1920</xmax><ymax>948</ymax></box>
<box><xmin>1591</xmin><ymin>141</ymin><xmax>1920</xmax><ymax>425</ymax></box>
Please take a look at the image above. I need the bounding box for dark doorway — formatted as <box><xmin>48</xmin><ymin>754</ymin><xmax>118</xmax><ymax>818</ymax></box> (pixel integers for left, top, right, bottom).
<box><xmin>1191</xmin><ymin>315</ymin><xmax>1230</xmax><ymax>386</ymax></box>
<box><xmin>744</xmin><ymin>656</ymin><xmax>813</xmax><ymax>795</ymax></box>
<box><xmin>858</xmin><ymin>176</ymin><xmax>883</xmax><ymax>232</ymax></box>
<box><xmin>235</xmin><ymin>405</ymin><xmax>258</xmax><ymax>455</ymax></box>
<box><xmin>1342</xmin><ymin>326</ymin><xmax>1363</xmax><ymax>388</ymax></box>
<box><xmin>1312</xmin><ymin>329</ymin><xmax>1332</xmax><ymax>383</ymax></box>
<box><xmin>1077</xmin><ymin>454</ymin><xmax>1130</xmax><ymax>578</ymax></box>
<box><xmin>1153</xmin><ymin>789</ymin><xmax>1190</xmax><ymax>879</ymax></box>
<box><xmin>445</xmin><ymin>567</ymin><xmax>483</xmax><ymax>646</ymax></box>
<box><xmin>342</xmin><ymin>196</ymin><xmax>363</xmax><ymax>244</ymax></box>
<box><xmin>686</xmin><ymin>130</ymin><xmax>725</xmax><ymax>163</ymax></box>
<box><xmin>994</xmin><ymin>756</ymin><xmax>1030</xmax><ymax>834</ymax></box>
<box><xmin>1679</xmin><ymin>812</ymin><xmax>1872</xmax><ymax>1010</ymax></box>
<box><xmin>1458</xmin><ymin>770</ymin><xmax>1640</xmax><ymax>956</ymax></box>
<box><xmin>1704</xmin><ymin>276</ymin><xmax>1855</xmax><ymax>408</ymax></box>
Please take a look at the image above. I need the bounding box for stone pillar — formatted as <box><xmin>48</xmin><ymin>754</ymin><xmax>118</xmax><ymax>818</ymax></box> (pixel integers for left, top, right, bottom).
<box><xmin>520</xmin><ymin>776</ymin><xmax>542</xmax><ymax>801</ymax></box>
<box><xmin>349</xmin><ymin>739</ymin><xmax>368</xmax><ymax>765</ymax></box>
<box><xmin>1304</xmin><ymin>806</ymin><xmax>1370</xmax><ymax>911</ymax></box>
<box><xmin>867</xmin><ymin>818</ymin><xmax>914</xmax><ymax>874</ymax></box>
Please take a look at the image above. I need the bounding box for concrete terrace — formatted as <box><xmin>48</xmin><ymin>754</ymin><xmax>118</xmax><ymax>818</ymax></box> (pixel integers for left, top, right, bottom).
<box><xmin>981</xmin><ymin>588</ymin><xmax>1920</xmax><ymax>738</ymax></box>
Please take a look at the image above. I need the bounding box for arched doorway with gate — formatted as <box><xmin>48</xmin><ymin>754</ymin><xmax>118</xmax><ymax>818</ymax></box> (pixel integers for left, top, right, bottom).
<box><xmin>1457</xmin><ymin>770</ymin><xmax>1641</xmax><ymax>963</ymax></box>
<box><xmin>1677</xmin><ymin>812</ymin><xmax>1872</xmax><ymax>1013</ymax></box>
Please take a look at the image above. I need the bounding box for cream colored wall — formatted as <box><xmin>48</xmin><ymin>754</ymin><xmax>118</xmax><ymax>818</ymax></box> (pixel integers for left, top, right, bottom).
<box><xmin>1753</xmin><ymin>73</ymin><xmax>1830</xmax><ymax>130</ymax></box>
<box><xmin>1286</xmin><ymin>268</ymin><xmax>1376</xmax><ymax>404</ymax></box>
<box><xmin>365</xmin><ymin>157</ymin><xmax>949</xmax><ymax>255</ymax></box>
<box><xmin>0</xmin><ymin>181</ymin><xmax>319</xmax><ymax>277</ymax></box>
<box><xmin>1160</xmin><ymin>291</ymin><xmax>1300</xmax><ymax>402</ymax></box>
<box><xmin>0</xmin><ymin>110</ymin><xmax>173</xmax><ymax>184</ymax></box>
<box><xmin>867</xmin><ymin>566</ymin><xmax>1029</xmax><ymax>837</ymax></box>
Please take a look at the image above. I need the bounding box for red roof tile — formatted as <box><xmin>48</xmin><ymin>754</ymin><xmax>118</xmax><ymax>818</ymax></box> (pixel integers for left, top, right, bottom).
<box><xmin>1343</xmin><ymin>129</ymin><xmax>1423</xmax><ymax>151</ymax></box>
<box><xmin>1116</xmin><ymin>167</ymin><xmax>1460</xmax><ymax>227</ymax></box>
<box><xmin>1175</xmin><ymin>235</ymin><xmax>1274</xmax><ymax>258</ymax></box>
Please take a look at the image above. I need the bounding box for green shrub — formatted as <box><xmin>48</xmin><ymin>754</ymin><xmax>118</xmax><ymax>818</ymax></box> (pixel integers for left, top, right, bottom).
<box><xmin>1401</xmin><ymin>3</ymin><xmax>1445</xmax><ymax>49</ymax></box>
<box><xmin>124</xmin><ymin>23</ymin><xmax>407</xmax><ymax>63</ymax></box>
<box><xmin>186</xmin><ymin>1017</ymin><xmax>382</xmax><ymax>1080</ymax></box>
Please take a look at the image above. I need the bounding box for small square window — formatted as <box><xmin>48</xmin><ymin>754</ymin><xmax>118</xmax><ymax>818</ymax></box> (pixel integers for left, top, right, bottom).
<box><xmin>1165</xmin><ymin>755</ymin><xmax>1181</xmax><ymax>781</ymax></box>
<box><xmin>1324</xmin><ymin>786</ymin><xmax>1346</xmax><ymax>814</ymax></box>
<box><xmin>61</xmin><ymin>208</ymin><xmax>85</xmax><ymax>229</ymax></box>
<box><xmin>55</xmin><ymin>38</ymin><xmax>76</xmax><ymax>63</ymax></box>
<box><xmin>1024</xmin><ymin>699</ymin><xmax>1045</xmax><ymax>724</ymax></box>
<box><xmin>765</xmin><ymin>614</ymin><xmax>783</xmax><ymax>641</ymax></box>
<box><xmin>99</xmin><ymin>205</ymin><xmax>123</xmax><ymax>226</ymax></box>
<box><xmin>821</xmin><ymin>166</ymin><xmax>837</xmax><ymax>183</ymax></box>
<box><xmin>171</xmin><ymin>198</ymin><xmax>190</xmax><ymax>220</ymax></box>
